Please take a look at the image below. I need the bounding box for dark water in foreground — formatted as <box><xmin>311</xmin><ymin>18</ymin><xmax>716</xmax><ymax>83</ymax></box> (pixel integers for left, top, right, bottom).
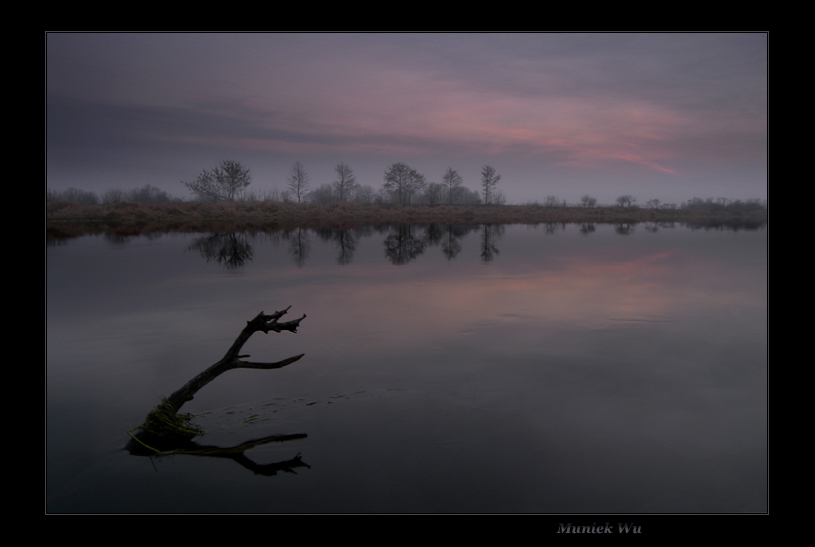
<box><xmin>46</xmin><ymin>222</ymin><xmax>767</xmax><ymax>513</ymax></box>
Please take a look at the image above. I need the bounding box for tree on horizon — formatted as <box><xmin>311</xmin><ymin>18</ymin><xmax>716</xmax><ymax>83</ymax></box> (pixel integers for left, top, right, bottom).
<box><xmin>287</xmin><ymin>161</ymin><xmax>311</xmax><ymax>203</ymax></box>
<box><xmin>182</xmin><ymin>160</ymin><xmax>251</xmax><ymax>202</ymax></box>
<box><xmin>481</xmin><ymin>165</ymin><xmax>501</xmax><ymax>205</ymax></box>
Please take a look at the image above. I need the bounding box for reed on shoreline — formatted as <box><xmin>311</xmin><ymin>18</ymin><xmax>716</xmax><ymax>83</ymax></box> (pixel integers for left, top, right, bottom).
<box><xmin>45</xmin><ymin>199</ymin><xmax>767</xmax><ymax>238</ymax></box>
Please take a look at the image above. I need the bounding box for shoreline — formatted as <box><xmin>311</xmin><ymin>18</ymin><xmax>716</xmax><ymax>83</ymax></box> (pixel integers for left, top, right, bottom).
<box><xmin>46</xmin><ymin>201</ymin><xmax>768</xmax><ymax>239</ymax></box>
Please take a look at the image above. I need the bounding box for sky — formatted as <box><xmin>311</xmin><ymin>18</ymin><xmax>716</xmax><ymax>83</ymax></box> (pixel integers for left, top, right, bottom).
<box><xmin>46</xmin><ymin>32</ymin><xmax>767</xmax><ymax>206</ymax></box>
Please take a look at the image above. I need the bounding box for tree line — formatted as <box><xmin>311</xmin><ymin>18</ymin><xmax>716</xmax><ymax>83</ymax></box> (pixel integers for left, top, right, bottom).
<box><xmin>47</xmin><ymin>184</ymin><xmax>180</xmax><ymax>205</ymax></box>
<box><xmin>179</xmin><ymin>160</ymin><xmax>766</xmax><ymax>212</ymax></box>
<box><xmin>47</xmin><ymin>159</ymin><xmax>767</xmax><ymax>213</ymax></box>
<box><xmin>535</xmin><ymin>193</ymin><xmax>766</xmax><ymax>212</ymax></box>
<box><xmin>177</xmin><ymin>159</ymin><xmax>500</xmax><ymax>206</ymax></box>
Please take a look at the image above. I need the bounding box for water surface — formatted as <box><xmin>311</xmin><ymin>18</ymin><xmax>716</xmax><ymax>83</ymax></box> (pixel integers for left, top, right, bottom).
<box><xmin>46</xmin><ymin>222</ymin><xmax>767</xmax><ymax>513</ymax></box>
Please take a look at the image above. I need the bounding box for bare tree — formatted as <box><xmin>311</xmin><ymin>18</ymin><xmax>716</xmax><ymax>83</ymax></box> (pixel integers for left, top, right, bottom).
<box><xmin>580</xmin><ymin>194</ymin><xmax>597</xmax><ymax>208</ymax></box>
<box><xmin>384</xmin><ymin>162</ymin><xmax>426</xmax><ymax>205</ymax></box>
<box><xmin>543</xmin><ymin>195</ymin><xmax>561</xmax><ymax>208</ymax></box>
<box><xmin>442</xmin><ymin>167</ymin><xmax>463</xmax><ymax>205</ymax></box>
<box><xmin>333</xmin><ymin>162</ymin><xmax>358</xmax><ymax>202</ymax></box>
<box><xmin>407</xmin><ymin>171</ymin><xmax>427</xmax><ymax>204</ymax></box>
<box><xmin>287</xmin><ymin>161</ymin><xmax>310</xmax><ymax>203</ymax></box>
<box><xmin>481</xmin><ymin>165</ymin><xmax>502</xmax><ymax>205</ymax></box>
<box><xmin>616</xmin><ymin>194</ymin><xmax>637</xmax><ymax>208</ymax></box>
<box><xmin>182</xmin><ymin>160</ymin><xmax>252</xmax><ymax>201</ymax></box>
<box><xmin>384</xmin><ymin>163</ymin><xmax>409</xmax><ymax>204</ymax></box>
<box><xmin>128</xmin><ymin>307</ymin><xmax>307</xmax><ymax>453</ymax></box>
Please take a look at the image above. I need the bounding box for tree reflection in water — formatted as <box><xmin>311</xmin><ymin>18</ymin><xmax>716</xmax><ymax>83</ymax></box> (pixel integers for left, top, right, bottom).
<box><xmin>189</xmin><ymin>232</ymin><xmax>253</xmax><ymax>269</ymax></box>
<box><xmin>181</xmin><ymin>219</ymin><xmax>763</xmax><ymax>271</ymax></box>
<box><xmin>480</xmin><ymin>224</ymin><xmax>504</xmax><ymax>263</ymax></box>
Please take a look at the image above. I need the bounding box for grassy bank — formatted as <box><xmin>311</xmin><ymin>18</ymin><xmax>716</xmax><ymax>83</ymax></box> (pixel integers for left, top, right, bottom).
<box><xmin>45</xmin><ymin>200</ymin><xmax>768</xmax><ymax>238</ymax></box>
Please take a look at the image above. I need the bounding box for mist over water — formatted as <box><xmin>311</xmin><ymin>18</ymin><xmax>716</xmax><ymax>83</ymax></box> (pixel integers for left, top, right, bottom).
<box><xmin>46</xmin><ymin>222</ymin><xmax>767</xmax><ymax>513</ymax></box>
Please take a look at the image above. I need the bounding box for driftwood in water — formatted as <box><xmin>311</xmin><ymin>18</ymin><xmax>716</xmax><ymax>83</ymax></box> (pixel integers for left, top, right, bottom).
<box><xmin>128</xmin><ymin>307</ymin><xmax>307</xmax><ymax>454</ymax></box>
<box><xmin>164</xmin><ymin>307</ymin><xmax>306</xmax><ymax>413</ymax></box>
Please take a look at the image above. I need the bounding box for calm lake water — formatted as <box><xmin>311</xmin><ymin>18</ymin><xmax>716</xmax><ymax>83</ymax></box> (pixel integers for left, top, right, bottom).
<box><xmin>46</xmin><ymin>221</ymin><xmax>767</xmax><ymax>513</ymax></box>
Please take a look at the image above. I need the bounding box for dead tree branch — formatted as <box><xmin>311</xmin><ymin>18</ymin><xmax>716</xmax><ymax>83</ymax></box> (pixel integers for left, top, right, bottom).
<box><xmin>165</xmin><ymin>307</ymin><xmax>306</xmax><ymax>413</ymax></box>
<box><xmin>130</xmin><ymin>307</ymin><xmax>307</xmax><ymax>447</ymax></box>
